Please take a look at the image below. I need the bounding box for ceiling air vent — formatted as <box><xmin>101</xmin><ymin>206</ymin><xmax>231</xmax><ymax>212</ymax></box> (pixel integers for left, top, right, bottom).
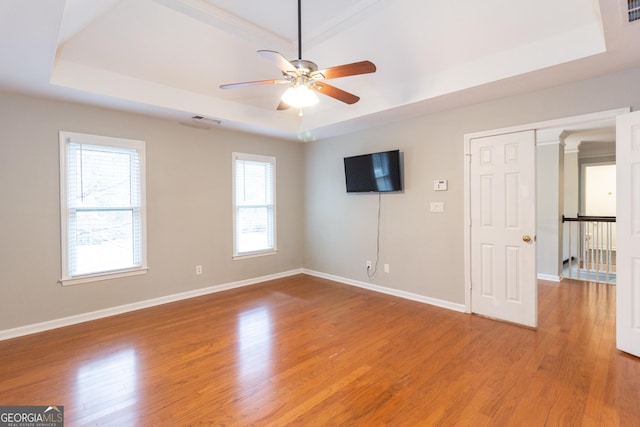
<box><xmin>628</xmin><ymin>0</ymin><xmax>640</xmax><ymax>22</ymax></box>
<box><xmin>179</xmin><ymin>115</ymin><xmax>222</xmax><ymax>130</ymax></box>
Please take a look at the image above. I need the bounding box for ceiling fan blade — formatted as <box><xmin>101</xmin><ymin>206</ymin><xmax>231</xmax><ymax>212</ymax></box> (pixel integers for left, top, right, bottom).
<box><xmin>220</xmin><ymin>79</ymin><xmax>289</xmax><ymax>89</ymax></box>
<box><xmin>313</xmin><ymin>82</ymin><xmax>360</xmax><ymax>104</ymax></box>
<box><xmin>312</xmin><ymin>61</ymin><xmax>376</xmax><ymax>80</ymax></box>
<box><xmin>277</xmin><ymin>101</ymin><xmax>291</xmax><ymax>111</ymax></box>
<box><xmin>258</xmin><ymin>50</ymin><xmax>297</xmax><ymax>74</ymax></box>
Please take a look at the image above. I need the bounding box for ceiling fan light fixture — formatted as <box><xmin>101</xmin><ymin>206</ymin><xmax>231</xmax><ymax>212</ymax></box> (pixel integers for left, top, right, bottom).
<box><xmin>281</xmin><ymin>84</ymin><xmax>319</xmax><ymax>108</ymax></box>
<box><xmin>219</xmin><ymin>0</ymin><xmax>375</xmax><ymax>111</ymax></box>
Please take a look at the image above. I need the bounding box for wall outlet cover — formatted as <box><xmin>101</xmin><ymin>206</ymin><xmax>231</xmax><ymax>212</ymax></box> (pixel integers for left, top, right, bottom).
<box><xmin>430</xmin><ymin>202</ymin><xmax>445</xmax><ymax>213</ymax></box>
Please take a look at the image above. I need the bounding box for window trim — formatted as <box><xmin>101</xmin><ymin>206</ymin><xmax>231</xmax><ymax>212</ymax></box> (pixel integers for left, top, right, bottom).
<box><xmin>59</xmin><ymin>131</ymin><xmax>148</xmax><ymax>286</ymax></box>
<box><xmin>232</xmin><ymin>152</ymin><xmax>277</xmax><ymax>259</ymax></box>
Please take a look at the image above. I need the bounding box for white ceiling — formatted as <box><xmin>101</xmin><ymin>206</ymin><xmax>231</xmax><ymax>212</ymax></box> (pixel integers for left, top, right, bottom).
<box><xmin>1</xmin><ymin>0</ymin><xmax>638</xmax><ymax>141</ymax></box>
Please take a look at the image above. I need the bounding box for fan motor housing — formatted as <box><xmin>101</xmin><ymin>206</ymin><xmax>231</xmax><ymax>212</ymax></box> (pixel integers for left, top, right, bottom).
<box><xmin>290</xmin><ymin>59</ymin><xmax>318</xmax><ymax>74</ymax></box>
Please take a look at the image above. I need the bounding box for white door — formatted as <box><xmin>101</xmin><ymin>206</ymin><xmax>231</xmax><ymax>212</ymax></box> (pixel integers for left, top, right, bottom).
<box><xmin>616</xmin><ymin>110</ymin><xmax>640</xmax><ymax>357</ymax></box>
<box><xmin>470</xmin><ymin>130</ymin><xmax>537</xmax><ymax>327</ymax></box>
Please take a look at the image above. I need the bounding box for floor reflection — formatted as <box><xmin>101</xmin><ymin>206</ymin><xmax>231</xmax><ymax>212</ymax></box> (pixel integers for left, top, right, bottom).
<box><xmin>75</xmin><ymin>348</ymin><xmax>138</xmax><ymax>424</ymax></box>
<box><xmin>237</xmin><ymin>306</ymin><xmax>272</xmax><ymax>382</ymax></box>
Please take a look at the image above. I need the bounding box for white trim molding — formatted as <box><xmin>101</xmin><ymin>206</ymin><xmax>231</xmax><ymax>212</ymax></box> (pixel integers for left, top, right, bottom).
<box><xmin>537</xmin><ymin>274</ymin><xmax>562</xmax><ymax>282</ymax></box>
<box><xmin>303</xmin><ymin>269</ymin><xmax>467</xmax><ymax>313</ymax></box>
<box><xmin>0</xmin><ymin>269</ymin><xmax>304</xmax><ymax>341</ymax></box>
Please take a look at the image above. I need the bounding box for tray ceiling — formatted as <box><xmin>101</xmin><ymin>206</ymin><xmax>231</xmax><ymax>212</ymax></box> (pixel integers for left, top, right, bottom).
<box><xmin>0</xmin><ymin>0</ymin><xmax>638</xmax><ymax>140</ymax></box>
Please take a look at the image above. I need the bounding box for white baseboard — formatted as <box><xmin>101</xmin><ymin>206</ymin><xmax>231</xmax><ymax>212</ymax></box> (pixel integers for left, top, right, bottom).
<box><xmin>303</xmin><ymin>269</ymin><xmax>467</xmax><ymax>313</ymax></box>
<box><xmin>537</xmin><ymin>273</ymin><xmax>561</xmax><ymax>282</ymax></box>
<box><xmin>0</xmin><ymin>268</ymin><xmax>304</xmax><ymax>341</ymax></box>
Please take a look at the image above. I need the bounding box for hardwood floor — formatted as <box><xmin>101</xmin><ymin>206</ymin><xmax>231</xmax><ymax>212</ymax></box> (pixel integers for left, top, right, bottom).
<box><xmin>1</xmin><ymin>275</ymin><xmax>638</xmax><ymax>426</ymax></box>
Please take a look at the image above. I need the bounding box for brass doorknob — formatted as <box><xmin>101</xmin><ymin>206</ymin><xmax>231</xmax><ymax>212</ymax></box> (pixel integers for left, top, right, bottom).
<box><xmin>522</xmin><ymin>235</ymin><xmax>532</xmax><ymax>242</ymax></box>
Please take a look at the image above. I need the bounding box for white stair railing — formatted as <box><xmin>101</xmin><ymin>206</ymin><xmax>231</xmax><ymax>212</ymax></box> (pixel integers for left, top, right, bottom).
<box><xmin>563</xmin><ymin>215</ymin><xmax>616</xmax><ymax>284</ymax></box>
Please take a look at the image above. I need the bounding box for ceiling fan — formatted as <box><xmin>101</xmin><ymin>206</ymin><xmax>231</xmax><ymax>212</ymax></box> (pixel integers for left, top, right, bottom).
<box><xmin>219</xmin><ymin>0</ymin><xmax>376</xmax><ymax>113</ymax></box>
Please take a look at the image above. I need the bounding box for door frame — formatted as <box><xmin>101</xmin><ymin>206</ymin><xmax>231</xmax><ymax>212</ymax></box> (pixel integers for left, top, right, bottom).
<box><xmin>464</xmin><ymin>107</ymin><xmax>630</xmax><ymax>313</ymax></box>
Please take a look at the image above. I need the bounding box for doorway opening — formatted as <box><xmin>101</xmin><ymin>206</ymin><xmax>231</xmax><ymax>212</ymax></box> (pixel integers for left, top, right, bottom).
<box><xmin>535</xmin><ymin>124</ymin><xmax>617</xmax><ymax>285</ymax></box>
<box><xmin>565</xmin><ymin>163</ymin><xmax>616</xmax><ymax>283</ymax></box>
<box><xmin>464</xmin><ymin>107</ymin><xmax>629</xmax><ymax>327</ymax></box>
<box><xmin>559</xmin><ymin>132</ymin><xmax>617</xmax><ymax>285</ymax></box>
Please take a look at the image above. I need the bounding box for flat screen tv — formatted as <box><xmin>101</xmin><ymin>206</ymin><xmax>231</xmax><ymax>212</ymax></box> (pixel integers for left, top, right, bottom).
<box><xmin>344</xmin><ymin>149</ymin><xmax>402</xmax><ymax>193</ymax></box>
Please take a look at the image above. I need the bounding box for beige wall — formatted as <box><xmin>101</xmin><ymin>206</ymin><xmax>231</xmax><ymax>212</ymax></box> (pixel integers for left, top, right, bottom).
<box><xmin>2</xmin><ymin>67</ymin><xmax>640</xmax><ymax>332</ymax></box>
<box><xmin>563</xmin><ymin>150</ymin><xmax>580</xmax><ymax>261</ymax></box>
<box><xmin>0</xmin><ymin>92</ymin><xmax>304</xmax><ymax>330</ymax></box>
<box><xmin>536</xmin><ymin>142</ymin><xmax>563</xmax><ymax>279</ymax></box>
<box><xmin>303</xmin><ymin>67</ymin><xmax>640</xmax><ymax>304</ymax></box>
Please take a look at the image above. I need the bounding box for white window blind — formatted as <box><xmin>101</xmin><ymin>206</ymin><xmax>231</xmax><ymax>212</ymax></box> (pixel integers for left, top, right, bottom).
<box><xmin>60</xmin><ymin>131</ymin><xmax>147</xmax><ymax>284</ymax></box>
<box><xmin>629</xmin><ymin>0</ymin><xmax>640</xmax><ymax>22</ymax></box>
<box><xmin>233</xmin><ymin>153</ymin><xmax>276</xmax><ymax>257</ymax></box>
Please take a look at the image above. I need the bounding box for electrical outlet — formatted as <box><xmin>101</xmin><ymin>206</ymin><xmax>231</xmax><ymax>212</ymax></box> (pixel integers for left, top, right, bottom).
<box><xmin>384</xmin><ymin>264</ymin><xmax>390</xmax><ymax>273</ymax></box>
<box><xmin>366</xmin><ymin>260</ymin><xmax>372</xmax><ymax>269</ymax></box>
<box><xmin>430</xmin><ymin>202</ymin><xmax>445</xmax><ymax>213</ymax></box>
<box><xmin>195</xmin><ymin>265</ymin><xmax>203</xmax><ymax>275</ymax></box>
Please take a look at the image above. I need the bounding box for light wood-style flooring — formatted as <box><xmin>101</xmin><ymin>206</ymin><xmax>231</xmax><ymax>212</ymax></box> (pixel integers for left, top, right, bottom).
<box><xmin>1</xmin><ymin>275</ymin><xmax>639</xmax><ymax>425</ymax></box>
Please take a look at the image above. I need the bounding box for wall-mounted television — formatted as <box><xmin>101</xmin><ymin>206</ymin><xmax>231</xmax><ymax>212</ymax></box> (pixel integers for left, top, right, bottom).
<box><xmin>344</xmin><ymin>149</ymin><xmax>403</xmax><ymax>193</ymax></box>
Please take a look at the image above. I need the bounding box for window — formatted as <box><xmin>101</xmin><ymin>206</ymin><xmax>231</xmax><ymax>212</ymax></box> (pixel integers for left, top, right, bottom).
<box><xmin>629</xmin><ymin>0</ymin><xmax>640</xmax><ymax>22</ymax></box>
<box><xmin>232</xmin><ymin>153</ymin><xmax>276</xmax><ymax>258</ymax></box>
<box><xmin>59</xmin><ymin>131</ymin><xmax>147</xmax><ymax>285</ymax></box>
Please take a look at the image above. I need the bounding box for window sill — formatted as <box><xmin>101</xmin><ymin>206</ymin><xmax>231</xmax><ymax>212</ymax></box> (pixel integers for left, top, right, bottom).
<box><xmin>60</xmin><ymin>267</ymin><xmax>148</xmax><ymax>287</ymax></box>
<box><xmin>233</xmin><ymin>249</ymin><xmax>277</xmax><ymax>260</ymax></box>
